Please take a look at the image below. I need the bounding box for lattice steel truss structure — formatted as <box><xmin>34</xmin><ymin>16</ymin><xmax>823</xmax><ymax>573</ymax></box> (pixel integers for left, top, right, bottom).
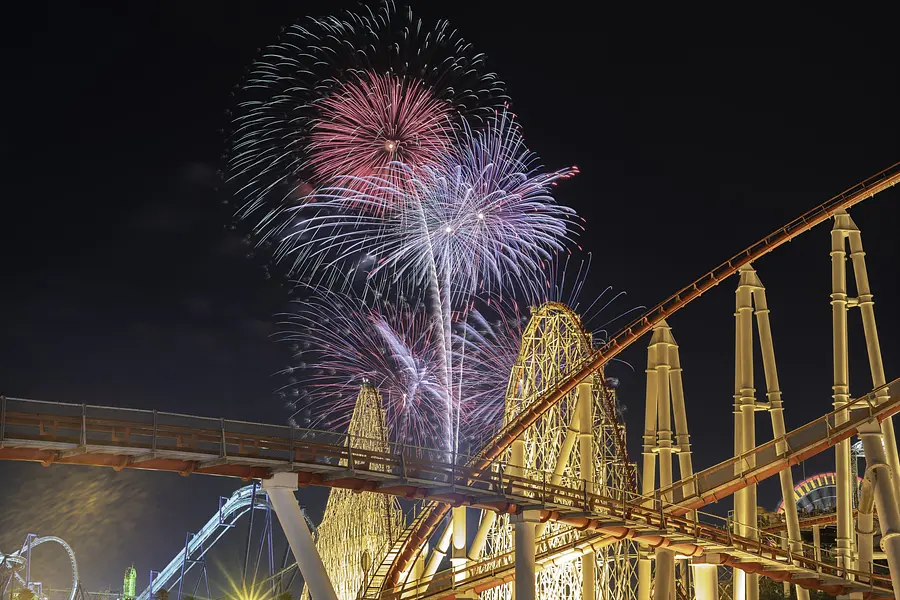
<box><xmin>303</xmin><ymin>384</ymin><xmax>404</xmax><ymax>600</ymax></box>
<box><xmin>481</xmin><ymin>302</ymin><xmax>638</xmax><ymax>600</ymax></box>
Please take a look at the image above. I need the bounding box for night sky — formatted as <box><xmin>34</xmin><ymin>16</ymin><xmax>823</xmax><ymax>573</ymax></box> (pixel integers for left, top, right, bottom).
<box><xmin>2</xmin><ymin>2</ymin><xmax>898</xmax><ymax>594</ymax></box>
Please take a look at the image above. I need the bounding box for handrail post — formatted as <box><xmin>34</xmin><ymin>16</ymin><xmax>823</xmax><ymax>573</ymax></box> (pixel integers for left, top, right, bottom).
<box><xmin>0</xmin><ymin>395</ymin><xmax>6</xmax><ymax>445</ymax></box>
<box><xmin>151</xmin><ymin>410</ymin><xmax>158</xmax><ymax>452</ymax></box>
<box><xmin>220</xmin><ymin>418</ymin><xmax>227</xmax><ymax>458</ymax></box>
<box><xmin>542</xmin><ymin>469</ymin><xmax>547</xmax><ymax>503</ymax></box>
<box><xmin>347</xmin><ymin>433</ymin><xmax>355</xmax><ymax>471</ymax></box>
<box><xmin>400</xmin><ymin>445</ymin><xmax>408</xmax><ymax>479</ymax></box>
<box><xmin>289</xmin><ymin>423</ymin><xmax>294</xmax><ymax>468</ymax></box>
<box><xmin>81</xmin><ymin>403</ymin><xmax>87</xmax><ymax>446</ymax></box>
<box><xmin>656</xmin><ymin>490</ymin><xmax>666</xmax><ymax>528</ymax></box>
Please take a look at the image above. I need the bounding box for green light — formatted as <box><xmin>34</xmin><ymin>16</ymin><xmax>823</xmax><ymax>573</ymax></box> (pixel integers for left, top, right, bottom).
<box><xmin>123</xmin><ymin>566</ymin><xmax>137</xmax><ymax>600</ymax></box>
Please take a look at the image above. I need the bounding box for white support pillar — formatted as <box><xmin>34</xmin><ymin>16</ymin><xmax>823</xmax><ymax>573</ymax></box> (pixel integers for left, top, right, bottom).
<box><xmin>812</xmin><ymin>526</ymin><xmax>822</xmax><ymax>570</ymax></box>
<box><xmin>653</xmin><ymin>550</ymin><xmax>675</xmax><ymax>600</ymax></box>
<box><xmin>745</xmin><ymin>265</ymin><xmax>810</xmax><ymax>600</ymax></box>
<box><xmin>638</xmin><ymin>336</ymin><xmax>659</xmax><ymax>600</ymax></box>
<box><xmin>856</xmin><ymin>478</ymin><xmax>875</xmax><ymax>580</ymax></box>
<box><xmin>693</xmin><ymin>563</ymin><xmax>718</xmax><ymax>600</ymax></box>
<box><xmin>735</xmin><ymin>267</ymin><xmax>758</xmax><ymax>600</ymax></box>
<box><xmin>402</xmin><ymin>542</ymin><xmax>428</xmax><ymax>600</ymax></box>
<box><xmin>263</xmin><ymin>473</ymin><xmax>338</xmax><ymax>600</ymax></box>
<box><xmin>654</xmin><ymin>324</ymin><xmax>676</xmax><ymax>600</ymax></box>
<box><xmin>732</xmin><ymin>311</ymin><xmax>745</xmax><ymax>600</ymax></box>
<box><xmin>468</xmin><ymin>511</ymin><xmax>496</xmax><ymax>561</ymax></box>
<box><xmin>578</xmin><ymin>381</ymin><xmax>595</xmax><ymax>600</ymax></box>
<box><xmin>832</xmin><ymin>214</ymin><xmax>855</xmax><ymax>573</ymax></box>
<box><xmin>846</xmin><ymin>218</ymin><xmax>900</xmax><ymax>501</ymax></box>
<box><xmin>424</xmin><ymin>519</ymin><xmax>454</xmax><ymax>578</ymax></box>
<box><xmin>643</xmin><ymin>320</ymin><xmax>695</xmax><ymax>600</ymax></box>
<box><xmin>451</xmin><ymin>505</ymin><xmax>467</xmax><ymax>582</ymax></box>
<box><xmin>514</xmin><ymin>512</ymin><xmax>539</xmax><ymax>600</ymax></box>
<box><xmin>858</xmin><ymin>418</ymin><xmax>900</xmax><ymax>593</ymax></box>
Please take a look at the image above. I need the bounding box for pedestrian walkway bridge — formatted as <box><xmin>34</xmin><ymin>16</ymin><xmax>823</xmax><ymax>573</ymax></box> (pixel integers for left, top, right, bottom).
<box><xmin>2</xmin><ymin>375</ymin><xmax>899</xmax><ymax>599</ymax></box>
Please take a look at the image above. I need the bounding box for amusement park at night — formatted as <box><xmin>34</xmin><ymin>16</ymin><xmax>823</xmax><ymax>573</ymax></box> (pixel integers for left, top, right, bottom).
<box><xmin>2</xmin><ymin>2</ymin><xmax>899</xmax><ymax>600</ymax></box>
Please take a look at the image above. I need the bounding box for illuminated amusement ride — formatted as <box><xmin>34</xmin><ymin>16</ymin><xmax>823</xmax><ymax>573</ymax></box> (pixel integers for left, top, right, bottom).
<box><xmin>0</xmin><ymin>162</ymin><xmax>899</xmax><ymax>600</ymax></box>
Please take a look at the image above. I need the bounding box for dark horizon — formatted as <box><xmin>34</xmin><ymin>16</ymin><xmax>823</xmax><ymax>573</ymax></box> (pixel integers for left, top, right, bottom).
<box><xmin>2</xmin><ymin>1</ymin><xmax>898</xmax><ymax>593</ymax></box>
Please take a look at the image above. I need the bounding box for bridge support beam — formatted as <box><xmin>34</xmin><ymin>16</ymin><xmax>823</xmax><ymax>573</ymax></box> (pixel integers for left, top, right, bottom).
<box><xmin>692</xmin><ymin>563</ymin><xmax>718</xmax><ymax>600</ymax></box>
<box><xmin>858</xmin><ymin>418</ymin><xmax>900</xmax><ymax>593</ymax></box>
<box><xmin>451</xmin><ymin>506</ymin><xmax>467</xmax><ymax>582</ymax></box>
<box><xmin>262</xmin><ymin>473</ymin><xmax>338</xmax><ymax>600</ymax></box>
<box><xmin>513</xmin><ymin>512</ymin><xmax>539</xmax><ymax>600</ymax></box>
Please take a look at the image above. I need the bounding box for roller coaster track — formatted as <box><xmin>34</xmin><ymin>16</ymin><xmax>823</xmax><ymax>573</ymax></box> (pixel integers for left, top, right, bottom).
<box><xmin>134</xmin><ymin>484</ymin><xmax>271</xmax><ymax>600</ymax></box>
<box><xmin>384</xmin><ymin>160</ymin><xmax>900</xmax><ymax>585</ymax></box>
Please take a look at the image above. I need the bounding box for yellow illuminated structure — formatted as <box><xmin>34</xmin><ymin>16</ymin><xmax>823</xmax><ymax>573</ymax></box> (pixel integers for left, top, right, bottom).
<box><xmin>479</xmin><ymin>302</ymin><xmax>638</xmax><ymax>600</ymax></box>
<box><xmin>302</xmin><ymin>384</ymin><xmax>404</xmax><ymax>600</ymax></box>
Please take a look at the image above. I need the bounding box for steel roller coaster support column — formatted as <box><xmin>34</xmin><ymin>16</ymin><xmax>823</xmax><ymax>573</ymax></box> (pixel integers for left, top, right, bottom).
<box><xmin>451</xmin><ymin>506</ymin><xmax>467</xmax><ymax>583</ymax></box>
<box><xmin>738</xmin><ymin>264</ymin><xmax>810</xmax><ymax>600</ymax></box>
<box><xmin>641</xmin><ymin>321</ymin><xmax>693</xmax><ymax>600</ymax></box>
<box><xmin>831</xmin><ymin>210</ymin><xmax>900</xmax><ymax>574</ymax></box>
<box><xmin>513</xmin><ymin>511</ymin><xmax>540</xmax><ymax>600</ymax></box>
<box><xmin>857</xmin><ymin>477</ymin><xmax>875</xmax><ymax>579</ymax></box>
<box><xmin>735</xmin><ymin>269</ymin><xmax>759</xmax><ymax>600</ymax></box>
<box><xmin>858</xmin><ymin>418</ymin><xmax>900</xmax><ymax>592</ymax></box>
<box><xmin>263</xmin><ymin>473</ymin><xmax>337</xmax><ymax>600</ymax></box>
<box><xmin>578</xmin><ymin>382</ymin><xmax>595</xmax><ymax>600</ymax></box>
<box><xmin>692</xmin><ymin>564</ymin><xmax>718</xmax><ymax>600</ymax></box>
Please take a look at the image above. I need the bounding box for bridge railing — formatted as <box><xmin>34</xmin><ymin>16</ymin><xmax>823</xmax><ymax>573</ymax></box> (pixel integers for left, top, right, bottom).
<box><xmin>2</xmin><ymin>394</ymin><xmax>896</xmax><ymax>592</ymax></box>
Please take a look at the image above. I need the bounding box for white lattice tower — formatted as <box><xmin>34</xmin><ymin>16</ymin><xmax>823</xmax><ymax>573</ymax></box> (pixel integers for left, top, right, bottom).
<box><xmin>481</xmin><ymin>302</ymin><xmax>638</xmax><ymax>600</ymax></box>
<box><xmin>302</xmin><ymin>384</ymin><xmax>404</xmax><ymax>600</ymax></box>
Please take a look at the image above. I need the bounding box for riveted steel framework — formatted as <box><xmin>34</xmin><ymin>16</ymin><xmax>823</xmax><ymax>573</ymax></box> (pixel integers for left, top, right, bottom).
<box><xmin>303</xmin><ymin>384</ymin><xmax>404</xmax><ymax>600</ymax></box>
<box><xmin>481</xmin><ymin>302</ymin><xmax>638</xmax><ymax>600</ymax></box>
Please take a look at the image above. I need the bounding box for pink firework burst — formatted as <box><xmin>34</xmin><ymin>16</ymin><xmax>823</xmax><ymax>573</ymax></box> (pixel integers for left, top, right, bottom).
<box><xmin>308</xmin><ymin>71</ymin><xmax>452</xmax><ymax>204</ymax></box>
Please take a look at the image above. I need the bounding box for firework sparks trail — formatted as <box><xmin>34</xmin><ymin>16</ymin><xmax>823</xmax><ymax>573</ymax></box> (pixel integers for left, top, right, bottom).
<box><xmin>455</xmin><ymin>255</ymin><xmax>646</xmax><ymax>447</ymax></box>
<box><xmin>279</xmin><ymin>287</ymin><xmax>447</xmax><ymax>448</ymax></box>
<box><xmin>280</xmin><ymin>111</ymin><xmax>579</xmax><ymax>451</ymax></box>
<box><xmin>227</xmin><ymin>0</ymin><xmax>506</xmax><ymax>240</ymax></box>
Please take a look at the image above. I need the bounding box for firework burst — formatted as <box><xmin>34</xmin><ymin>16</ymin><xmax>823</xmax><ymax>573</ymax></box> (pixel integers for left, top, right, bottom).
<box><xmin>455</xmin><ymin>256</ymin><xmax>644</xmax><ymax>444</ymax></box>
<box><xmin>279</xmin><ymin>287</ymin><xmax>447</xmax><ymax>447</ymax></box>
<box><xmin>228</xmin><ymin>0</ymin><xmax>506</xmax><ymax>235</ymax></box>
<box><xmin>282</xmin><ymin>110</ymin><xmax>580</xmax><ymax>300</ymax></box>
<box><xmin>309</xmin><ymin>72</ymin><xmax>452</xmax><ymax>205</ymax></box>
<box><xmin>280</xmin><ymin>110</ymin><xmax>577</xmax><ymax>451</ymax></box>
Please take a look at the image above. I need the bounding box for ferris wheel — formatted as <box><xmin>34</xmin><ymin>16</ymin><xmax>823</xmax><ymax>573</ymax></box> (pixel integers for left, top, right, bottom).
<box><xmin>1</xmin><ymin>535</ymin><xmax>79</xmax><ymax>600</ymax></box>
